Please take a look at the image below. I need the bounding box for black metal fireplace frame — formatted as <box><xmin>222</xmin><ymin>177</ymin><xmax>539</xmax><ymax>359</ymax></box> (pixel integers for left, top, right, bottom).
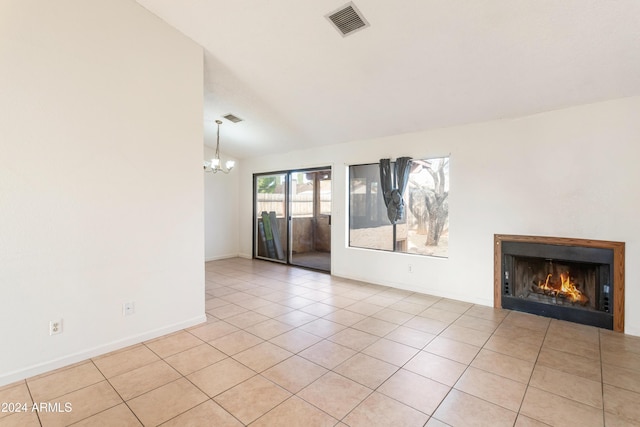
<box><xmin>501</xmin><ymin>241</ymin><xmax>614</xmax><ymax>329</ymax></box>
<box><xmin>494</xmin><ymin>235</ymin><xmax>625</xmax><ymax>332</ymax></box>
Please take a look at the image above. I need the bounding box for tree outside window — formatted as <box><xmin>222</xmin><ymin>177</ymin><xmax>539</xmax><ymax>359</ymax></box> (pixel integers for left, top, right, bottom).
<box><xmin>349</xmin><ymin>157</ymin><xmax>449</xmax><ymax>257</ymax></box>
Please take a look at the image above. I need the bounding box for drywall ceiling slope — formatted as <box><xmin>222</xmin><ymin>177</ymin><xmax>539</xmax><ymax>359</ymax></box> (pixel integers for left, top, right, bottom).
<box><xmin>136</xmin><ymin>0</ymin><xmax>640</xmax><ymax>159</ymax></box>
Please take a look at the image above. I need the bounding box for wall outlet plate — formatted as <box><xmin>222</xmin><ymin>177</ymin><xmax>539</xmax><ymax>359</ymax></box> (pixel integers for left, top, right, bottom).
<box><xmin>123</xmin><ymin>302</ymin><xmax>135</xmax><ymax>316</ymax></box>
<box><xmin>49</xmin><ymin>319</ymin><xmax>62</xmax><ymax>335</ymax></box>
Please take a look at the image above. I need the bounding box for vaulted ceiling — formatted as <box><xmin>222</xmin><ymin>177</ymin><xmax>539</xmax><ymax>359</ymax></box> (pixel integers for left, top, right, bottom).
<box><xmin>135</xmin><ymin>0</ymin><xmax>640</xmax><ymax>159</ymax></box>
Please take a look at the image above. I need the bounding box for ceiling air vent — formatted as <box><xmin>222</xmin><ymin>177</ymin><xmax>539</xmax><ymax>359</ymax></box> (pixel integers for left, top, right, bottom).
<box><xmin>223</xmin><ymin>114</ymin><xmax>243</xmax><ymax>123</ymax></box>
<box><xmin>325</xmin><ymin>2</ymin><xmax>370</xmax><ymax>37</ymax></box>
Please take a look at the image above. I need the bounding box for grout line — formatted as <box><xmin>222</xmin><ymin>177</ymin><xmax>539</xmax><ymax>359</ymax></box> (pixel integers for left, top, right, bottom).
<box><xmin>21</xmin><ymin>258</ymin><xmax>626</xmax><ymax>425</ymax></box>
<box><xmin>22</xmin><ymin>379</ymin><xmax>43</xmax><ymax>427</ymax></box>
<box><xmin>598</xmin><ymin>329</ymin><xmax>606</xmax><ymax>427</ymax></box>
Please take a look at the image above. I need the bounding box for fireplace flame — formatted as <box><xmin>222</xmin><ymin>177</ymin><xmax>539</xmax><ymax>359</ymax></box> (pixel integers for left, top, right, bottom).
<box><xmin>537</xmin><ymin>271</ymin><xmax>589</xmax><ymax>304</ymax></box>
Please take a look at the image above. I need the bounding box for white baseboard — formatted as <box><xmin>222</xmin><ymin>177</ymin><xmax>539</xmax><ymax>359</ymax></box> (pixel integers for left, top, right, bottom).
<box><xmin>624</xmin><ymin>325</ymin><xmax>640</xmax><ymax>337</ymax></box>
<box><xmin>0</xmin><ymin>315</ymin><xmax>206</xmax><ymax>387</ymax></box>
<box><xmin>205</xmin><ymin>253</ymin><xmax>240</xmax><ymax>262</ymax></box>
<box><xmin>238</xmin><ymin>253</ymin><xmax>252</xmax><ymax>259</ymax></box>
<box><xmin>333</xmin><ymin>271</ymin><xmax>493</xmax><ymax>307</ymax></box>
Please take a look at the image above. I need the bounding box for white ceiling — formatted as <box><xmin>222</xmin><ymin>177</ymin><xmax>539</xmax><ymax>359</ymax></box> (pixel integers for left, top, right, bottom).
<box><xmin>135</xmin><ymin>0</ymin><xmax>640</xmax><ymax>159</ymax></box>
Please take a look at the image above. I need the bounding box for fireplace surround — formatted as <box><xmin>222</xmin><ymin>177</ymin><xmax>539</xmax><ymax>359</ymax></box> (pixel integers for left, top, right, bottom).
<box><xmin>494</xmin><ymin>235</ymin><xmax>625</xmax><ymax>332</ymax></box>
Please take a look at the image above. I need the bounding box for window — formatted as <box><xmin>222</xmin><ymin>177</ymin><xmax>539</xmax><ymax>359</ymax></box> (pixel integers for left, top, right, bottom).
<box><xmin>348</xmin><ymin>157</ymin><xmax>449</xmax><ymax>257</ymax></box>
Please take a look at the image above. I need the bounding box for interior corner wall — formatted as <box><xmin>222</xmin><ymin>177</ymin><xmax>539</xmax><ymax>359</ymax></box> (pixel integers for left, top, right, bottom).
<box><xmin>239</xmin><ymin>96</ymin><xmax>640</xmax><ymax>337</ymax></box>
<box><xmin>204</xmin><ymin>146</ymin><xmax>239</xmax><ymax>261</ymax></box>
<box><xmin>0</xmin><ymin>0</ymin><xmax>205</xmax><ymax>385</ymax></box>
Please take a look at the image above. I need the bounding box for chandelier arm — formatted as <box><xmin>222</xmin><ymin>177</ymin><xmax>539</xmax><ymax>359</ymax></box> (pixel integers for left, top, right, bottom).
<box><xmin>206</xmin><ymin>169</ymin><xmax>230</xmax><ymax>174</ymax></box>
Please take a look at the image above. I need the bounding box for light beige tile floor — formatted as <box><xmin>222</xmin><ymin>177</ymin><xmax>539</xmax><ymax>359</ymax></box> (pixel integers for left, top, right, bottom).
<box><xmin>3</xmin><ymin>257</ymin><xmax>640</xmax><ymax>426</ymax></box>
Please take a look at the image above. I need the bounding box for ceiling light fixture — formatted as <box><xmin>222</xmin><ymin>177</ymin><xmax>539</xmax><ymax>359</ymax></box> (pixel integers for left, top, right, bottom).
<box><xmin>204</xmin><ymin>120</ymin><xmax>235</xmax><ymax>174</ymax></box>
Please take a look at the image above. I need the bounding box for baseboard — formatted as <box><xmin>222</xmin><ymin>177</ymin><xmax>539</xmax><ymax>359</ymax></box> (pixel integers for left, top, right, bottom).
<box><xmin>624</xmin><ymin>325</ymin><xmax>640</xmax><ymax>338</ymax></box>
<box><xmin>334</xmin><ymin>272</ymin><xmax>639</xmax><ymax>337</ymax></box>
<box><xmin>238</xmin><ymin>253</ymin><xmax>252</xmax><ymax>259</ymax></box>
<box><xmin>205</xmin><ymin>253</ymin><xmax>240</xmax><ymax>262</ymax></box>
<box><xmin>0</xmin><ymin>314</ymin><xmax>206</xmax><ymax>387</ymax></box>
<box><xmin>334</xmin><ymin>271</ymin><xmax>493</xmax><ymax>307</ymax></box>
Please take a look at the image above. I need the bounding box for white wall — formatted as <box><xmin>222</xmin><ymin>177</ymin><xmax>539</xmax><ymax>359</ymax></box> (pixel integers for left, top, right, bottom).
<box><xmin>0</xmin><ymin>0</ymin><xmax>205</xmax><ymax>385</ymax></box>
<box><xmin>240</xmin><ymin>96</ymin><xmax>640</xmax><ymax>336</ymax></box>
<box><xmin>204</xmin><ymin>146</ymin><xmax>239</xmax><ymax>260</ymax></box>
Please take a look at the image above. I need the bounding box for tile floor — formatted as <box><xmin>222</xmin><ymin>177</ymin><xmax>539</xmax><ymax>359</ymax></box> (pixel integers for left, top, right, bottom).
<box><xmin>2</xmin><ymin>257</ymin><xmax>640</xmax><ymax>426</ymax></box>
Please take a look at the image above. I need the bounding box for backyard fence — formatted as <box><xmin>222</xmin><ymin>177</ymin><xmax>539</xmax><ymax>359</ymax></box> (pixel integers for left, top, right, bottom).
<box><xmin>257</xmin><ymin>193</ymin><xmax>331</xmax><ymax>217</ymax></box>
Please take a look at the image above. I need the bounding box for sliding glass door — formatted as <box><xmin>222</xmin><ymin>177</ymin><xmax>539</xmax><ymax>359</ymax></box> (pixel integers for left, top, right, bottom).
<box><xmin>255</xmin><ymin>173</ymin><xmax>288</xmax><ymax>263</ymax></box>
<box><xmin>254</xmin><ymin>168</ymin><xmax>331</xmax><ymax>272</ymax></box>
<box><xmin>289</xmin><ymin>169</ymin><xmax>331</xmax><ymax>271</ymax></box>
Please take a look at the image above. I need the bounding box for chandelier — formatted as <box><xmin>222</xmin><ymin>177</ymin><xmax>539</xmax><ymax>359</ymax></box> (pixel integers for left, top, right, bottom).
<box><xmin>204</xmin><ymin>120</ymin><xmax>235</xmax><ymax>174</ymax></box>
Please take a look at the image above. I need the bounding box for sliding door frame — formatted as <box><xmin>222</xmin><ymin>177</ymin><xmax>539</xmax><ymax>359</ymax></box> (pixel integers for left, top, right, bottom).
<box><xmin>253</xmin><ymin>166</ymin><xmax>332</xmax><ymax>270</ymax></box>
<box><xmin>253</xmin><ymin>170</ymin><xmax>289</xmax><ymax>264</ymax></box>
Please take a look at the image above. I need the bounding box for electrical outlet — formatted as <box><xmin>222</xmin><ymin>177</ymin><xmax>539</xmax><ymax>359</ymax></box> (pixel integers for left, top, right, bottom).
<box><xmin>49</xmin><ymin>319</ymin><xmax>62</xmax><ymax>335</ymax></box>
<box><xmin>123</xmin><ymin>301</ymin><xmax>135</xmax><ymax>316</ymax></box>
<box><xmin>408</xmin><ymin>264</ymin><xmax>413</xmax><ymax>273</ymax></box>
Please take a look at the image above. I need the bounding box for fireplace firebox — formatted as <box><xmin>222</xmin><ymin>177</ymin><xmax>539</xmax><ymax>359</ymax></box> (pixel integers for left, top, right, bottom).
<box><xmin>494</xmin><ymin>235</ymin><xmax>625</xmax><ymax>332</ymax></box>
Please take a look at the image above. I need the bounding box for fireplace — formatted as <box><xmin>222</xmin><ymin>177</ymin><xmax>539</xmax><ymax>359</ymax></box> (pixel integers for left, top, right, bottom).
<box><xmin>494</xmin><ymin>235</ymin><xmax>625</xmax><ymax>332</ymax></box>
